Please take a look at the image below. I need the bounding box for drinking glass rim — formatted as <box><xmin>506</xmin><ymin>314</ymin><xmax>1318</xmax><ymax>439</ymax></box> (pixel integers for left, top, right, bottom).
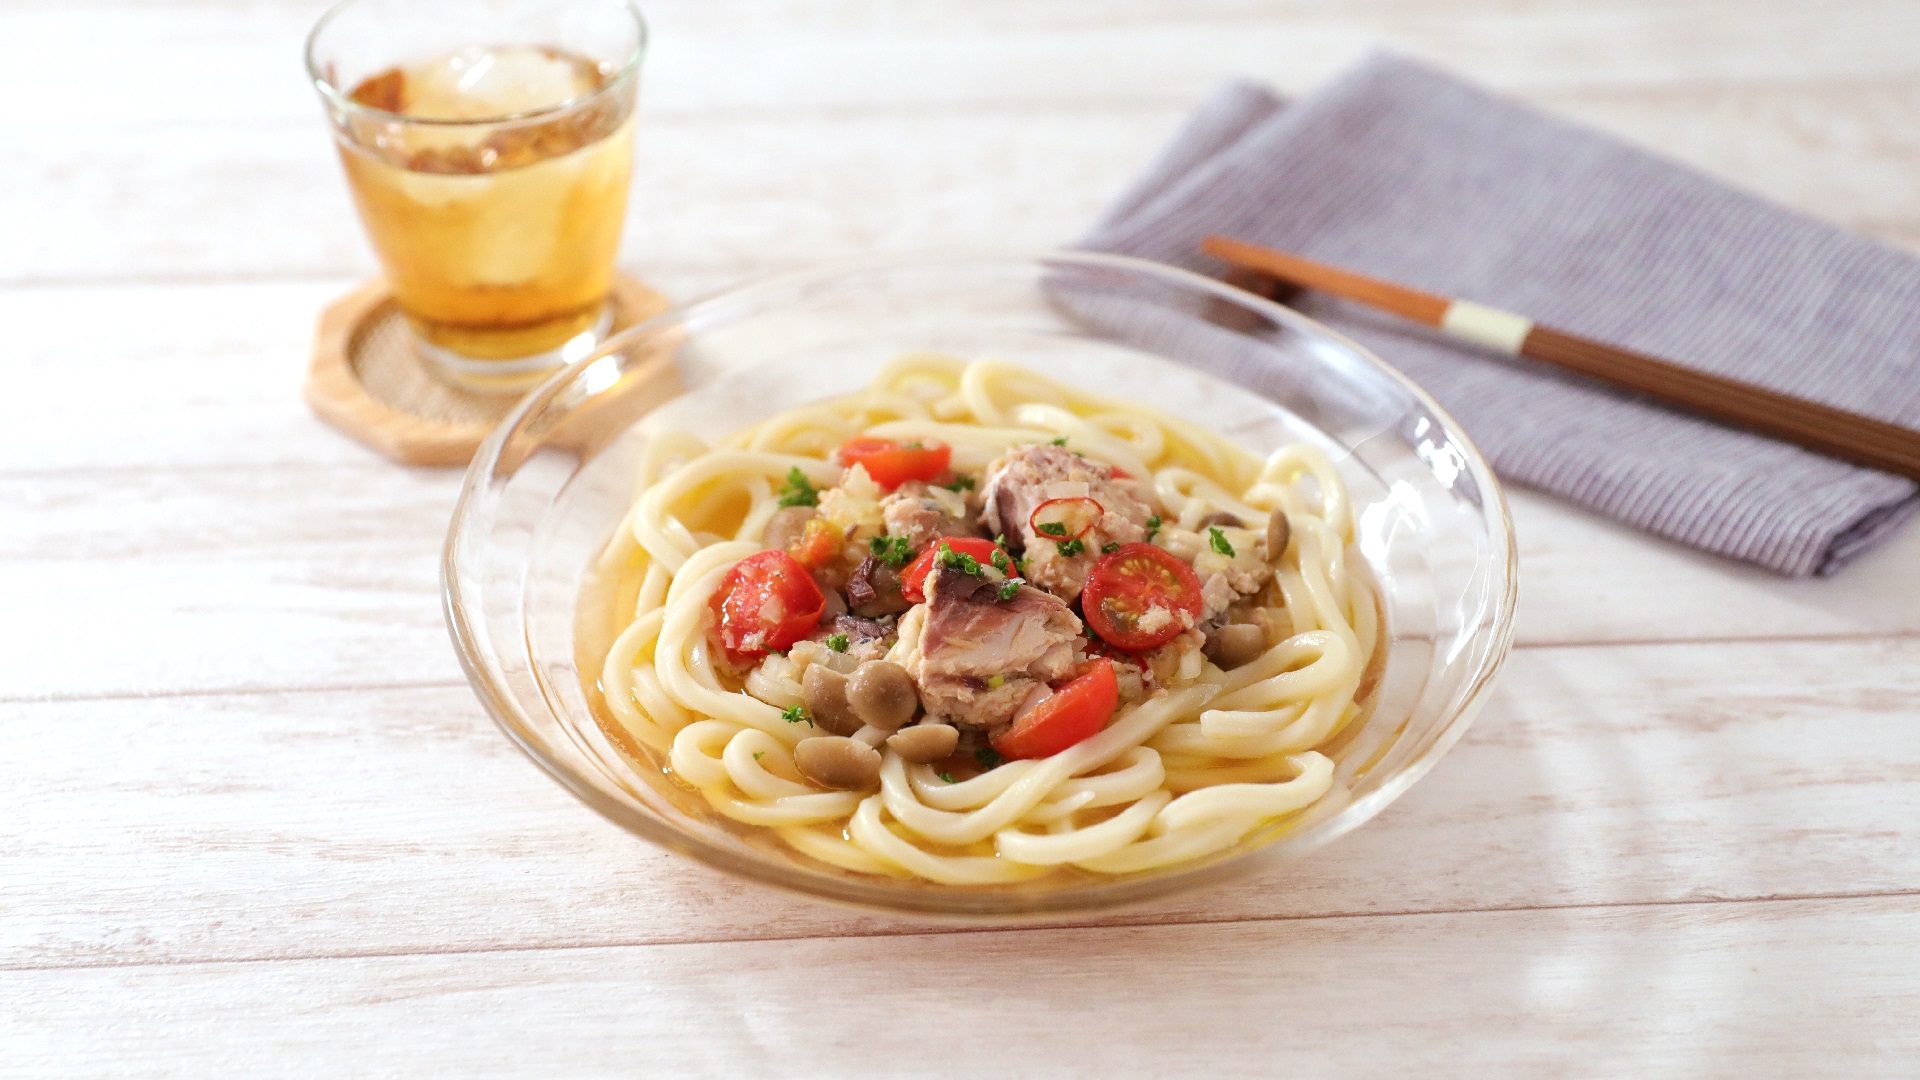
<box><xmin>304</xmin><ymin>0</ymin><xmax>649</xmax><ymax>128</ymax></box>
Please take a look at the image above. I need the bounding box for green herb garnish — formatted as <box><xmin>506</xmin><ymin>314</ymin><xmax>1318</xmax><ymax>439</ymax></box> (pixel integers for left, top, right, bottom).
<box><xmin>753</xmin><ymin>751</ymin><xmax>765</xmax><ymax>761</ymax></box>
<box><xmin>1102</xmin><ymin>542</ymin><xmax>1121</xmax><ymax>554</ymax></box>
<box><xmin>993</xmin><ymin>534</ymin><xmax>1026</xmax><ymax>575</ymax></box>
<box><xmin>937</xmin><ymin>770</ymin><xmax>956</xmax><ymax>783</ymax></box>
<box><xmin>998</xmin><ymin>580</ymin><xmax>1021</xmax><ymax>601</ymax></box>
<box><xmin>1049</xmin><ymin>437</ymin><xmax>1069</xmax><ymax>446</ymax></box>
<box><xmin>942</xmin><ymin>476</ymin><xmax>976</xmax><ymax>492</ymax></box>
<box><xmin>975</xmin><ymin>746</ymin><xmax>1004</xmax><ymax>770</ymax></box>
<box><xmin>1036</xmin><ymin>520</ymin><xmax>1068</xmax><ymax>538</ymax></box>
<box><xmin>868</xmin><ymin>534</ymin><xmax>914</xmax><ymax>567</ymax></box>
<box><xmin>903</xmin><ymin>440</ymin><xmax>924</xmax><ymax>449</ymax></box>
<box><xmin>776</xmin><ymin>467</ymin><xmax>818</xmax><ymax>508</ymax></box>
<box><xmin>990</xmin><ymin>548</ymin><xmax>1011</xmax><ymax>573</ymax></box>
<box><xmin>1145</xmin><ymin>514</ymin><xmax>1161</xmax><ymax>541</ymax></box>
<box><xmin>1056</xmin><ymin>537</ymin><xmax>1086</xmax><ymax>557</ymax></box>
<box><xmin>935</xmin><ymin>541</ymin><xmax>983</xmax><ymax>577</ymax></box>
<box><xmin>826</xmin><ymin>633</ymin><xmax>850</xmax><ymax>652</ymax></box>
<box><xmin>781</xmin><ymin>704</ymin><xmax>814</xmax><ymax>727</ymax></box>
<box><xmin>1208</xmin><ymin>526</ymin><xmax>1235</xmax><ymax>557</ymax></box>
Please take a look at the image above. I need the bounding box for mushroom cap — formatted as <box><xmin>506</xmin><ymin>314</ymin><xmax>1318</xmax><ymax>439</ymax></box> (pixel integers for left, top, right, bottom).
<box><xmin>794</xmin><ymin>736</ymin><xmax>882</xmax><ymax>790</ymax></box>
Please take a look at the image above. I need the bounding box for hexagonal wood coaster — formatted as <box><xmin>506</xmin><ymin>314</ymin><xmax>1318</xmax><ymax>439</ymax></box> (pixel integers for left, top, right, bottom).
<box><xmin>304</xmin><ymin>274</ymin><xmax>671</xmax><ymax>467</ymax></box>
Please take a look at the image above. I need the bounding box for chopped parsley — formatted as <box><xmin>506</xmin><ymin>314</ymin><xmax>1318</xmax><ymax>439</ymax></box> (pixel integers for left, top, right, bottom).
<box><xmin>993</xmin><ymin>534</ymin><xmax>1027</xmax><ymax>576</ymax></box>
<box><xmin>1035</xmin><ymin>520</ymin><xmax>1068</xmax><ymax>538</ymax></box>
<box><xmin>974</xmin><ymin>746</ymin><xmax>1004</xmax><ymax>770</ymax></box>
<box><xmin>1208</xmin><ymin>526</ymin><xmax>1236</xmax><ymax>557</ymax></box>
<box><xmin>1101</xmin><ymin>542</ymin><xmax>1121</xmax><ymax>554</ymax></box>
<box><xmin>868</xmin><ymin>534</ymin><xmax>914</xmax><ymax>567</ymax></box>
<box><xmin>826</xmin><ymin>633</ymin><xmax>850</xmax><ymax>652</ymax></box>
<box><xmin>1145</xmin><ymin>514</ymin><xmax>1162</xmax><ymax>541</ymax></box>
<box><xmin>1049</xmin><ymin>437</ymin><xmax>1069</xmax><ymax>446</ymax></box>
<box><xmin>937</xmin><ymin>770</ymin><xmax>957</xmax><ymax>784</ymax></box>
<box><xmin>941</xmin><ymin>476</ymin><xmax>976</xmax><ymax>493</ymax></box>
<box><xmin>997</xmin><ymin>580</ymin><xmax>1021</xmax><ymax>601</ymax></box>
<box><xmin>935</xmin><ymin>541</ymin><xmax>984</xmax><ymax>577</ymax></box>
<box><xmin>776</xmin><ymin>467</ymin><xmax>818</xmax><ymax>508</ymax></box>
<box><xmin>1055</xmin><ymin>537</ymin><xmax>1086</xmax><ymax>558</ymax></box>
<box><xmin>753</xmin><ymin>751</ymin><xmax>765</xmax><ymax>761</ymax></box>
<box><xmin>780</xmin><ymin>704</ymin><xmax>814</xmax><ymax>727</ymax></box>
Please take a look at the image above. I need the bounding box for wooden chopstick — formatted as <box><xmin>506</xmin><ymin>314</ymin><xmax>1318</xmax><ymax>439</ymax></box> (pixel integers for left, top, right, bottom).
<box><xmin>1201</xmin><ymin>234</ymin><xmax>1920</xmax><ymax>481</ymax></box>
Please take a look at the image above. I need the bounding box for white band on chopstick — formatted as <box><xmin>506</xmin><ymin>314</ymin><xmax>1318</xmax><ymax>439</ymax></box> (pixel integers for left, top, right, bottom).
<box><xmin>1441</xmin><ymin>300</ymin><xmax>1534</xmax><ymax>355</ymax></box>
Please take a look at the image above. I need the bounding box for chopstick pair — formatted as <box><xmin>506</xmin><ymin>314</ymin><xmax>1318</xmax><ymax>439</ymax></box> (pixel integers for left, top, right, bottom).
<box><xmin>1201</xmin><ymin>234</ymin><xmax>1920</xmax><ymax>481</ymax></box>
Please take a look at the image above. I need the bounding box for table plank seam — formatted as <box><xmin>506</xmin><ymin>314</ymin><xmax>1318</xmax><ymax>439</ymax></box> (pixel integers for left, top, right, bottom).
<box><xmin>9</xmin><ymin>888</ymin><xmax>1916</xmax><ymax>976</ymax></box>
<box><xmin>0</xmin><ymin>677</ymin><xmax>469</xmax><ymax>706</ymax></box>
<box><xmin>15</xmin><ymin>68</ymin><xmax>1920</xmax><ymax>137</ymax></box>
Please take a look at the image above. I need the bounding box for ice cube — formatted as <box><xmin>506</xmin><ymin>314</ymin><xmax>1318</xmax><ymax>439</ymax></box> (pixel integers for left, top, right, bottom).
<box><xmin>401</xmin><ymin>45</ymin><xmax>598</xmax><ymax>122</ymax></box>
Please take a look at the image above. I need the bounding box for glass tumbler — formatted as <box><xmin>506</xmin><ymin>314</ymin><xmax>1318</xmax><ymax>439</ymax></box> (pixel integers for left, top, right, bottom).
<box><xmin>306</xmin><ymin>0</ymin><xmax>647</xmax><ymax>393</ymax></box>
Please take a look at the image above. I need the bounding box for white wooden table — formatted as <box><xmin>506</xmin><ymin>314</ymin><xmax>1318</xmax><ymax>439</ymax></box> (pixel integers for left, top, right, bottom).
<box><xmin>5</xmin><ymin>1</ymin><xmax>1919</xmax><ymax>1074</ymax></box>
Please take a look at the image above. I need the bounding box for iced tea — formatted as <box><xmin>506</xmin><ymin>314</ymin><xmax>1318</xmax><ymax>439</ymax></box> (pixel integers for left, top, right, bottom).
<box><xmin>331</xmin><ymin>44</ymin><xmax>636</xmax><ymax>382</ymax></box>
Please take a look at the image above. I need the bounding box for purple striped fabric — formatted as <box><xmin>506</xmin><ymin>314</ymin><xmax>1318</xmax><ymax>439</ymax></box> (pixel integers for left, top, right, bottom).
<box><xmin>1081</xmin><ymin>53</ymin><xmax>1920</xmax><ymax>576</ymax></box>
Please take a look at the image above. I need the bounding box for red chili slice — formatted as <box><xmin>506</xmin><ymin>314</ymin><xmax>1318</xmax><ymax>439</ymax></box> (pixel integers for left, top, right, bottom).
<box><xmin>1080</xmin><ymin>543</ymin><xmax>1204</xmax><ymax>652</ymax></box>
<box><xmin>1028</xmin><ymin>496</ymin><xmax>1103</xmax><ymax>543</ymax></box>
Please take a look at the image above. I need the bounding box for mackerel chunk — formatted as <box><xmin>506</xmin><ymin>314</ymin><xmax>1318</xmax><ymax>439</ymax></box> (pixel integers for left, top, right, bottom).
<box><xmin>881</xmin><ymin>481</ymin><xmax>982</xmax><ymax>552</ymax></box>
<box><xmin>978</xmin><ymin>444</ymin><xmax>1156</xmax><ymax>601</ymax></box>
<box><xmin>908</xmin><ymin>566</ymin><xmax>1085</xmax><ymax>731</ymax></box>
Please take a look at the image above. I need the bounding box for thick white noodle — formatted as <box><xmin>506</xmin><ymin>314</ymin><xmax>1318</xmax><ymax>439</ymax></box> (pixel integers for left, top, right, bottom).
<box><xmin>593</xmin><ymin>356</ymin><xmax>1376</xmax><ymax>882</ymax></box>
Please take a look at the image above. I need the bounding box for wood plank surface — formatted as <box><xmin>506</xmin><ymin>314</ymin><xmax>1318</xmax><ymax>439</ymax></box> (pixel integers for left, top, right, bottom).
<box><xmin>6</xmin><ymin>461</ymin><xmax>1919</xmax><ymax>705</ymax></box>
<box><xmin>6</xmin><ymin>897</ymin><xmax>1916</xmax><ymax>1077</ymax></box>
<box><xmin>6</xmin><ymin>0</ymin><xmax>1919</xmax><ymax>1074</ymax></box>
<box><xmin>5</xmin><ymin>85</ymin><xmax>1920</xmax><ymax>292</ymax></box>
<box><xmin>7</xmin><ymin>637</ymin><xmax>1917</xmax><ymax>969</ymax></box>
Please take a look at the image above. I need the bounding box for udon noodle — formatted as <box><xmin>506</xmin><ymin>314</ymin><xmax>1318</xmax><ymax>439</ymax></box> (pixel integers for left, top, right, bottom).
<box><xmin>587</xmin><ymin>354</ymin><xmax>1379</xmax><ymax>884</ymax></box>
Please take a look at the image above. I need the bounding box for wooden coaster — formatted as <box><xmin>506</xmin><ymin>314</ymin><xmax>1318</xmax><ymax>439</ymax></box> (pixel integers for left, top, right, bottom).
<box><xmin>304</xmin><ymin>274</ymin><xmax>672</xmax><ymax>467</ymax></box>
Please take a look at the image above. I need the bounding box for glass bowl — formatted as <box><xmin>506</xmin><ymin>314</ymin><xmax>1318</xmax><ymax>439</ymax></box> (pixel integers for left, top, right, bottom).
<box><xmin>444</xmin><ymin>251</ymin><xmax>1517</xmax><ymax>918</ymax></box>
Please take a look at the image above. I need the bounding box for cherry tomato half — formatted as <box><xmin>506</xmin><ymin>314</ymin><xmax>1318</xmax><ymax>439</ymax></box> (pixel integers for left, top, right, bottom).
<box><xmin>898</xmin><ymin>536</ymin><xmax>1008</xmax><ymax>604</ymax></box>
<box><xmin>709</xmin><ymin>550</ymin><xmax>826</xmax><ymax>662</ymax></box>
<box><xmin>837</xmin><ymin>436</ymin><xmax>952</xmax><ymax>491</ymax></box>
<box><xmin>991</xmin><ymin>660</ymin><xmax>1119</xmax><ymax>760</ymax></box>
<box><xmin>1080</xmin><ymin>543</ymin><xmax>1204</xmax><ymax>652</ymax></box>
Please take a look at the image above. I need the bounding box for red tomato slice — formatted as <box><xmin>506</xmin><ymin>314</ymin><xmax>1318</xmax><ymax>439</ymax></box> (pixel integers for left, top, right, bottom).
<box><xmin>1028</xmin><ymin>496</ymin><xmax>1103</xmax><ymax>541</ymax></box>
<box><xmin>898</xmin><ymin>536</ymin><xmax>1007</xmax><ymax>604</ymax></box>
<box><xmin>1080</xmin><ymin>543</ymin><xmax>1204</xmax><ymax>652</ymax></box>
<box><xmin>838</xmin><ymin>436</ymin><xmax>952</xmax><ymax>491</ymax></box>
<box><xmin>709</xmin><ymin>550</ymin><xmax>826</xmax><ymax>661</ymax></box>
<box><xmin>991</xmin><ymin>660</ymin><xmax>1119</xmax><ymax>760</ymax></box>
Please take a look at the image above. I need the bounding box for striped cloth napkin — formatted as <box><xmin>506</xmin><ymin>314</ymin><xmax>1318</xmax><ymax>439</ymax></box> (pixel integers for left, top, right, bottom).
<box><xmin>1081</xmin><ymin>53</ymin><xmax>1920</xmax><ymax>576</ymax></box>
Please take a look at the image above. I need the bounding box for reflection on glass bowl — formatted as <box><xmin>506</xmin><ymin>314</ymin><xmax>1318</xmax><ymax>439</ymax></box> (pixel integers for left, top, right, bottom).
<box><xmin>444</xmin><ymin>251</ymin><xmax>1517</xmax><ymax>917</ymax></box>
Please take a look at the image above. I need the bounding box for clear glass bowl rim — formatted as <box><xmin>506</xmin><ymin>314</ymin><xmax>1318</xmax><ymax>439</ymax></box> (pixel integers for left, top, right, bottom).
<box><xmin>442</xmin><ymin>249</ymin><xmax>1520</xmax><ymax>919</ymax></box>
